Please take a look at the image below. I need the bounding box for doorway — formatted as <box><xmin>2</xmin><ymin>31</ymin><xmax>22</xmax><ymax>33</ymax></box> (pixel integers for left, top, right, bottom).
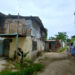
<box><xmin>3</xmin><ymin>39</ymin><xmax>10</xmax><ymax>57</ymax></box>
<box><xmin>0</xmin><ymin>40</ymin><xmax>3</xmax><ymax>56</ymax></box>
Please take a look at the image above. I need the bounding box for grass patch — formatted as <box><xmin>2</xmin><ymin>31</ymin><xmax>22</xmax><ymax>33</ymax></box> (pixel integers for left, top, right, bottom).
<box><xmin>0</xmin><ymin>59</ymin><xmax>43</xmax><ymax>75</ymax></box>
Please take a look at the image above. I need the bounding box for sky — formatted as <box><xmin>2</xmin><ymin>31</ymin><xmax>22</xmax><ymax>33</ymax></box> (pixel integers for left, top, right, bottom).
<box><xmin>0</xmin><ymin>0</ymin><xmax>75</xmax><ymax>38</ymax></box>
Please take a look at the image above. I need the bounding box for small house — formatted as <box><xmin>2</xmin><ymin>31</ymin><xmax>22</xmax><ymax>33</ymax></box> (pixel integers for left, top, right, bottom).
<box><xmin>45</xmin><ymin>39</ymin><xmax>61</xmax><ymax>52</ymax></box>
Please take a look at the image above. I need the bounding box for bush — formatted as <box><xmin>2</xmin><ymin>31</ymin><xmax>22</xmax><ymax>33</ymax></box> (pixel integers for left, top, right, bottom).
<box><xmin>32</xmin><ymin>64</ymin><xmax>43</xmax><ymax>71</ymax></box>
<box><xmin>0</xmin><ymin>63</ymin><xmax>43</xmax><ymax>75</ymax></box>
<box><xmin>15</xmin><ymin>63</ymin><xmax>21</xmax><ymax>69</ymax></box>
<box><xmin>57</xmin><ymin>46</ymin><xmax>67</xmax><ymax>53</ymax></box>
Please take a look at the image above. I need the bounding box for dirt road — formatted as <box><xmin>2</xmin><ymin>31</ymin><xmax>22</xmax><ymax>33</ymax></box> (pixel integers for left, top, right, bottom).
<box><xmin>37</xmin><ymin>51</ymin><xmax>75</xmax><ymax>75</ymax></box>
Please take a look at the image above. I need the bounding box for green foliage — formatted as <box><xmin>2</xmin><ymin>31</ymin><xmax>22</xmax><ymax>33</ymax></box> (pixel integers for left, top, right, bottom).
<box><xmin>23</xmin><ymin>52</ymin><xmax>29</xmax><ymax>57</ymax></box>
<box><xmin>49</xmin><ymin>36</ymin><xmax>56</xmax><ymax>40</ymax></box>
<box><xmin>0</xmin><ymin>63</ymin><xmax>43</xmax><ymax>75</ymax></box>
<box><xmin>15</xmin><ymin>63</ymin><xmax>21</xmax><ymax>69</ymax></box>
<box><xmin>0</xmin><ymin>59</ymin><xmax>43</xmax><ymax>75</ymax></box>
<box><xmin>14</xmin><ymin>59</ymin><xmax>33</xmax><ymax>69</ymax></box>
<box><xmin>45</xmin><ymin>29</ymin><xmax>48</xmax><ymax>40</ymax></box>
<box><xmin>67</xmin><ymin>39</ymin><xmax>71</xmax><ymax>43</ymax></box>
<box><xmin>49</xmin><ymin>32</ymin><xmax>68</xmax><ymax>42</ymax></box>
<box><xmin>19</xmin><ymin>51</ymin><xmax>29</xmax><ymax>64</ymax></box>
<box><xmin>57</xmin><ymin>46</ymin><xmax>67</xmax><ymax>53</ymax></box>
<box><xmin>24</xmin><ymin>59</ymin><xmax>33</xmax><ymax>64</ymax></box>
<box><xmin>32</xmin><ymin>64</ymin><xmax>43</xmax><ymax>71</ymax></box>
<box><xmin>55</xmin><ymin>32</ymin><xmax>68</xmax><ymax>41</ymax></box>
<box><xmin>71</xmin><ymin>38</ymin><xmax>75</xmax><ymax>43</ymax></box>
<box><xmin>72</xmin><ymin>35</ymin><xmax>75</xmax><ymax>38</ymax></box>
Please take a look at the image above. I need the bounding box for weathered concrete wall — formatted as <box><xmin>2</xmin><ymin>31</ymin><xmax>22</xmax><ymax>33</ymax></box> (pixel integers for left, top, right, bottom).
<box><xmin>31</xmin><ymin>20</ymin><xmax>41</xmax><ymax>39</ymax></box>
<box><xmin>32</xmin><ymin>38</ymin><xmax>45</xmax><ymax>51</ymax></box>
<box><xmin>25</xmin><ymin>19</ymin><xmax>41</xmax><ymax>38</ymax></box>
<box><xmin>45</xmin><ymin>42</ymin><xmax>49</xmax><ymax>51</ymax></box>
<box><xmin>31</xmin><ymin>38</ymin><xmax>45</xmax><ymax>59</ymax></box>
<box><xmin>9</xmin><ymin>36</ymin><xmax>32</xmax><ymax>59</ymax></box>
<box><xmin>37</xmin><ymin>40</ymin><xmax>45</xmax><ymax>51</ymax></box>
<box><xmin>2</xmin><ymin>36</ymin><xmax>45</xmax><ymax>60</ymax></box>
<box><xmin>25</xmin><ymin>20</ymin><xmax>32</xmax><ymax>29</ymax></box>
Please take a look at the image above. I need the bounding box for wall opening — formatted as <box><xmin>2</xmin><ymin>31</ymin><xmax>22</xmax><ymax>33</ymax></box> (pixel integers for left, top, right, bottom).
<box><xmin>32</xmin><ymin>41</ymin><xmax>37</xmax><ymax>51</ymax></box>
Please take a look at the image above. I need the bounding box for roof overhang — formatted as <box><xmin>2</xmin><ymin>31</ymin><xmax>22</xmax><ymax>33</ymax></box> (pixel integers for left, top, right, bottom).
<box><xmin>0</xmin><ymin>33</ymin><xmax>26</xmax><ymax>37</ymax></box>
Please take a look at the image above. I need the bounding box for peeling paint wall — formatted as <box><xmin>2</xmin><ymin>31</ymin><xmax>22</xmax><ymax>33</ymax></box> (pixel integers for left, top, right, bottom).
<box><xmin>32</xmin><ymin>38</ymin><xmax>45</xmax><ymax>51</ymax></box>
<box><xmin>31</xmin><ymin>37</ymin><xmax>45</xmax><ymax>59</ymax></box>
<box><xmin>0</xmin><ymin>36</ymin><xmax>45</xmax><ymax>60</ymax></box>
<box><xmin>31</xmin><ymin>20</ymin><xmax>41</xmax><ymax>39</ymax></box>
<box><xmin>37</xmin><ymin>40</ymin><xmax>45</xmax><ymax>51</ymax></box>
<box><xmin>9</xmin><ymin>36</ymin><xmax>32</xmax><ymax>59</ymax></box>
<box><xmin>1</xmin><ymin>36</ymin><xmax>45</xmax><ymax>60</ymax></box>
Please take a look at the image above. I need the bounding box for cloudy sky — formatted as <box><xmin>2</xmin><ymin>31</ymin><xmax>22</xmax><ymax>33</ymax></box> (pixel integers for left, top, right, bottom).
<box><xmin>0</xmin><ymin>0</ymin><xmax>75</xmax><ymax>38</ymax></box>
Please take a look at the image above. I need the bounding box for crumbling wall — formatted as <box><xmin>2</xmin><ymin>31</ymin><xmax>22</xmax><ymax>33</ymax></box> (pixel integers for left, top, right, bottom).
<box><xmin>9</xmin><ymin>36</ymin><xmax>32</xmax><ymax>59</ymax></box>
<box><xmin>31</xmin><ymin>37</ymin><xmax>45</xmax><ymax>59</ymax></box>
<box><xmin>31</xmin><ymin>20</ymin><xmax>41</xmax><ymax>38</ymax></box>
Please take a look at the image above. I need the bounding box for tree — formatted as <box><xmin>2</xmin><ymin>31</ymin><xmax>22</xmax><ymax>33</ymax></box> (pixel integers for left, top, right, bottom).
<box><xmin>67</xmin><ymin>38</ymin><xmax>71</xmax><ymax>42</ymax></box>
<box><xmin>72</xmin><ymin>35</ymin><xmax>75</xmax><ymax>38</ymax></box>
<box><xmin>55</xmin><ymin>32</ymin><xmax>68</xmax><ymax>41</ymax></box>
<box><xmin>49</xmin><ymin>36</ymin><xmax>56</xmax><ymax>40</ymax></box>
<box><xmin>45</xmin><ymin>29</ymin><xmax>48</xmax><ymax>40</ymax></box>
<box><xmin>71</xmin><ymin>35</ymin><xmax>75</xmax><ymax>43</ymax></box>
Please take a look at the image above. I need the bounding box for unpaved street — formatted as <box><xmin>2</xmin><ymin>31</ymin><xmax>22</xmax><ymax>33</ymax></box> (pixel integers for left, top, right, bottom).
<box><xmin>37</xmin><ymin>51</ymin><xmax>75</xmax><ymax>75</ymax></box>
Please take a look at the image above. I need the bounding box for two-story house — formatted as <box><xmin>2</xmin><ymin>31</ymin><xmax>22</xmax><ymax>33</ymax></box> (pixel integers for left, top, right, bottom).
<box><xmin>0</xmin><ymin>13</ymin><xmax>47</xmax><ymax>59</ymax></box>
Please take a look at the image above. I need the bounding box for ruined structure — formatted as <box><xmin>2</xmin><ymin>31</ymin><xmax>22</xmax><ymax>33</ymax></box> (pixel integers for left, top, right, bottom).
<box><xmin>0</xmin><ymin>12</ymin><xmax>47</xmax><ymax>59</ymax></box>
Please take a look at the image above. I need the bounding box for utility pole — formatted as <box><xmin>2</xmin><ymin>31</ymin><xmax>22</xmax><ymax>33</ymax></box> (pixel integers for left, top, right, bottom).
<box><xmin>16</xmin><ymin>13</ymin><xmax>19</xmax><ymax>58</ymax></box>
<box><xmin>17</xmin><ymin>13</ymin><xmax>19</xmax><ymax>33</ymax></box>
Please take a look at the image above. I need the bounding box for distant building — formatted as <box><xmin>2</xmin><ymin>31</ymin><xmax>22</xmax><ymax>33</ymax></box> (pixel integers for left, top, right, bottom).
<box><xmin>45</xmin><ymin>39</ymin><xmax>61</xmax><ymax>52</ymax></box>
